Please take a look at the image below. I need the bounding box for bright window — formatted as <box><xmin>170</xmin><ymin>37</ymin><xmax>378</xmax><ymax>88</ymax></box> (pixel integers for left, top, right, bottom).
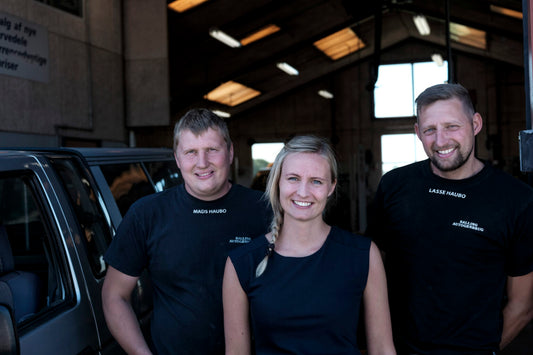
<box><xmin>381</xmin><ymin>133</ymin><xmax>426</xmax><ymax>175</ymax></box>
<box><xmin>252</xmin><ymin>143</ymin><xmax>283</xmax><ymax>175</ymax></box>
<box><xmin>374</xmin><ymin>61</ymin><xmax>448</xmax><ymax>118</ymax></box>
<box><xmin>251</xmin><ymin>143</ymin><xmax>283</xmax><ymax>191</ymax></box>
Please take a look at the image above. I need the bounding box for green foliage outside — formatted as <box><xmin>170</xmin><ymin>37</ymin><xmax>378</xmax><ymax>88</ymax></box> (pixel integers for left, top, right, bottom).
<box><xmin>253</xmin><ymin>158</ymin><xmax>269</xmax><ymax>176</ymax></box>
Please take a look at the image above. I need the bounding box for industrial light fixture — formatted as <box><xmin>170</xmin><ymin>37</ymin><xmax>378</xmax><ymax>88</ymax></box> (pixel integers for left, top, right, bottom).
<box><xmin>276</xmin><ymin>62</ymin><xmax>299</xmax><ymax>76</ymax></box>
<box><xmin>431</xmin><ymin>53</ymin><xmax>444</xmax><ymax>66</ymax></box>
<box><xmin>212</xmin><ymin>110</ymin><xmax>231</xmax><ymax>118</ymax></box>
<box><xmin>240</xmin><ymin>24</ymin><xmax>280</xmax><ymax>46</ymax></box>
<box><xmin>168</xmin><ymin>0</ymin><xmax>209</xmax><ymax>13</ymax></box>
<box><xmin>413</xmin><ymin>15</ymin><xmax>430</xmax><ymax>36</ymax></box>
<box><xmin>450</xmin><ymin>22</ymin><xmax>486</xmax><ymax>50</ymax></box>
<box><xmin>318</xmin><ymin>90</ymin><xmax>334</xmax><ymax>99</ymax></box>
<box><xmin>204</xmin><ymin>81</ymin><xmax>261</xmax><ymax>107</ymax></box>
<box><xmin>209</xmin><ymin>28</ymin><xmax>241</xmax><ymax>48</ymax></box>
<box><xmin>490</xmin><ymin>5</ymin><xmax>522</xmax><ymax>19</ymax></box>
<box><xmin>313</xmin><ymin>28</ymin><xmax>365</xmax><ymax>60</ymax></box>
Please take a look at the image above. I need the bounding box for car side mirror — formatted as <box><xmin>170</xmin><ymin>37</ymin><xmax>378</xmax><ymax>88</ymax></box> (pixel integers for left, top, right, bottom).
<box><xmin>0</xmin><ymin>303</ymin><xmax>19</xmax><ymax>355</ymax></box>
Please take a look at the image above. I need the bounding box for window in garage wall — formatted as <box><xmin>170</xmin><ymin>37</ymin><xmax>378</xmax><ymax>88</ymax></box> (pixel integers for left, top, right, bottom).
<box><xmin>251</xmin><ymin>143</ymin><xmax>283</xmax><ymax>191</ymax></box>
<box><xmin>374</xmin><ymin>61</ymin><xmax>448</xmax><ymax>118</ymax></box>
<box><xmin>34</xmin><ymin>0</ymin><xmax>83</xmax><ymax>17</ymax></box>
<box><xmin>252</xmin><ymin>143</ymin><xmax>283</xmax><ymax>174</ymax></box>
<box><xmin>381</xmin><ymin>133</ymin><xmax>426</xmax><ymax>175</ymax></box>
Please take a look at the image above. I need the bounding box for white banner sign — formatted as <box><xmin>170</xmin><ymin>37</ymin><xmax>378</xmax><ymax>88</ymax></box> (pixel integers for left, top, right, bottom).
<box><xmin>0</xmin><ymin>12</ymin><xmax>49</xmax><ymax>83</ymax></box>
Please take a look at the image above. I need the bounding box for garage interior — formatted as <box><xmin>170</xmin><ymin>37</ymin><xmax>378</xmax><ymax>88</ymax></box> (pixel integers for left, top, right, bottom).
<box><xmin>1</xmin><ymin>0</ymin><xmax>530</xmax><ymax>231</ymax></box>
<box><xmin>0</xmin><ymin>0</ymin><xmax>532</xmax><ymax>352</ymax></box>
<box><xmin>161</xmin><ymin>0</ymin><xmax>529</xmax><ymax>233</ymax></box>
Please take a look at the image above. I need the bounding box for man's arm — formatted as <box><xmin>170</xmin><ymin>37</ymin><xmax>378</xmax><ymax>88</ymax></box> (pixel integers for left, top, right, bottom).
<box><xmin>500</xmin><ymin>271</ymin><xmax>533</xmax><ymax>349</ymax></box>
<box><xmin>102</xmin><ymin>266</ymin><xmax>152</xmax><ymax>355</ymax></box>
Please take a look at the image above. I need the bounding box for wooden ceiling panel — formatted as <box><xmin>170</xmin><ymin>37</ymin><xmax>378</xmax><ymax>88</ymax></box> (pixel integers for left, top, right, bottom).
<box><xmin>166</xmin><ymin>0</ymin><xmax>523</xmax><ymax>116</ymax></box>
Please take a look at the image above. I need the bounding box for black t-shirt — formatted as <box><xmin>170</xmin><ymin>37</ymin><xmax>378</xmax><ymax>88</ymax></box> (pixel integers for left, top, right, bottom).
<box><xmin>105</xmin><ymin>183</ymin><xmax>271</xmax><ymax>355</ymax></box>
<box><xmin>366</xmin><ymin>160</ymin><xmax>533</xmax><ymax>354</ymax></box>
<box><xmin>230</xmin><ymin>227</ymin><xmax>371</xmax><ymax>355</ymax></box>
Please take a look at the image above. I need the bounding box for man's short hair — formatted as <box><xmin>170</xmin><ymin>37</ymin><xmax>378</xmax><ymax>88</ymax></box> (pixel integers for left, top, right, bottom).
<box><xmin>173</xmin><ymin>108</ymin><xmax>232</xmax><ymax>151</ymax></box>
<box><xmin>415</xmin><ymin>83</ymin><xmax>475</xmax><ymax>119</ymax></box>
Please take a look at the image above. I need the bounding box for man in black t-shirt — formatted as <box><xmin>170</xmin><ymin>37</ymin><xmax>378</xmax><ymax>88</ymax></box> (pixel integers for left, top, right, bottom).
<box><xmin>366</xmin><ymin>83</ymin><xmax>533</xmax><ymax>355</ymax></box>
<box><xmin>102</xmin><ymin>109</ymin><xmax>271</xmax><ymax>355</ymax></box>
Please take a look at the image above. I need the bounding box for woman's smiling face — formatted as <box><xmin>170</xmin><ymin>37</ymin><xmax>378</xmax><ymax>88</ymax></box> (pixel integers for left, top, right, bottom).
<box><xmin>279</xmin><ymin>152</ymin><xmax>336</xmax><ymax>223</ymax></box>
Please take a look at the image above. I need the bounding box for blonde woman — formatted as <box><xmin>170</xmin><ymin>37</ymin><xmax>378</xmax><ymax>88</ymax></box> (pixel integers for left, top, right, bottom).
<box><xmin>223</xmin><ymin>135</ymin><xmax>395</xmax><ymax>355</ymax></box>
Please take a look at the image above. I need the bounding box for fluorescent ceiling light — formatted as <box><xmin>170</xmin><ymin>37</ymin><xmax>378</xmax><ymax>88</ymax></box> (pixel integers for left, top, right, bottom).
<box><xmin>431</xmin><ymin>53</ymin><xmax>444</xmax><ymax>66</ymax></box>
<box><xmin>276</xmin><ymin>62</ymin><xmax>299</xmax><ymax>76</ymax></box>
<box><xmin>413</xmin><ymin>15</ymin><xmax>430</xmax><ymax>35</ymax></box>
<box><xmin>212</xmin><ymin>110</ymin><xmax>231</xmax><ymax>118</ymax></box>
<box><xmin>313</xmin><ymin>28</ymin><xmax>365</xmax><ymax>60</ymax></box>
<box><xmin>168</xmin><ymin>0</ymin><xmax>209</xmax><ymax>13</ymax></box>
<box><xmin>450</xmin><ymin>22</ymin><xmax>486</xmax><ymax>50</ymax></box>
<box><xmin>204</xmin><ymin>81</ymin><xmax>261</xmax><ymax>107</ymax></box>
<box><xmin>209</xmin><ymin>28</ymin><xmax>241</xmax><ymax>48</ymax></box>
<box><xmin>318</xmin><ymin>90</ymin><xmax>334</xmax><ymax>99</ymax></box>
<box><xmin>240</xmin><ymin>24</ymin><xmax>280</xmax><ymax>46</ymax></box>
<box><xmin>490</xmin><ymin>5</ymin><xmax>522</xmax><ymax>19</ymax></box>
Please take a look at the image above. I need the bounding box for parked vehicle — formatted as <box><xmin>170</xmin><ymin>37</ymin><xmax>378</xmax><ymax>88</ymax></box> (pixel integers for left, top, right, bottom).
<box><xmin>0</xmin><ymin>147</ymin><xmax>182</xmax><ymax>354</ymax></box>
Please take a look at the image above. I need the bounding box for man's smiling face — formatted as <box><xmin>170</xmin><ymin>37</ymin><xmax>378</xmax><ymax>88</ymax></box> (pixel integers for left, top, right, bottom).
<box><xmin>175</xmin><ymin>127</ymin><xmax>233</xmax><ymax>201</ymax></box>
<box><xmin>415</xmin><ymin>98</ymin><xmax>482</xmax><ymax>179</ymax></box>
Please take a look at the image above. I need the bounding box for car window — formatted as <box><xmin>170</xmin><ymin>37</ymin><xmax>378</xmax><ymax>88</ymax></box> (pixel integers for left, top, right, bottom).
<box><xmin>0</xmin><ymin>173</ymin><xmax>72</xmax><ymax>328</ymax></box>
<box><xmin>144</xmin><ymin>160</ymin><xmax>182</xmax><ymax>192</ymax></box>
<box><xmin>98</xmin><ymin>163</ymin><xmax>155</xmax><ymax>216</ymax></box>
<box><xmin>50</xmin><ymin>157</ymin><xmax>114</xmax><ymax>278</ymax></box>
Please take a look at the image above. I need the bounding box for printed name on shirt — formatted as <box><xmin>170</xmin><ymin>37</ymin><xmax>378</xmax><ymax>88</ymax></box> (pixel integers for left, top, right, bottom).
<box><xmin>192</xmin><ymin>208</ymin><xmax>227</xmax><ymax>214</ymax></box>
<box><xmin>229</xmin><ymin>236</ymin><xmax>252</xmax><ymax>244</ymax></box>
<box><xmin>428</xmin><ymin>188</ymin><xmax>466</xmax><ymax>199</ymax></box>
<box><xmin>452</xmin><ymin>220</ymin><xmax>485</xmax><ymax>232</ymax></box>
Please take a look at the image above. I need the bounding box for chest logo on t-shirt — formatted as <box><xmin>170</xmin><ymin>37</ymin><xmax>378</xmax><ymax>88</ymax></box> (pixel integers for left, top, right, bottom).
<box><xmin>229</xmin><ymin>236</ymin><xmax>251</xmax><ymax>244</ymax></box>
<box><xmin>428</xmin><ymin>188</ymin><xmax>466</xmax><ymax>199</ymax></box>
<box><xmin>452</xmin><ymin>219</ymin><xmax>485</xmax><ymax>232</ymax></box>
<box><xmin>192</xmin><ymin>208</ymin><xmax>227</xmax><ymax>214</ymax></box>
